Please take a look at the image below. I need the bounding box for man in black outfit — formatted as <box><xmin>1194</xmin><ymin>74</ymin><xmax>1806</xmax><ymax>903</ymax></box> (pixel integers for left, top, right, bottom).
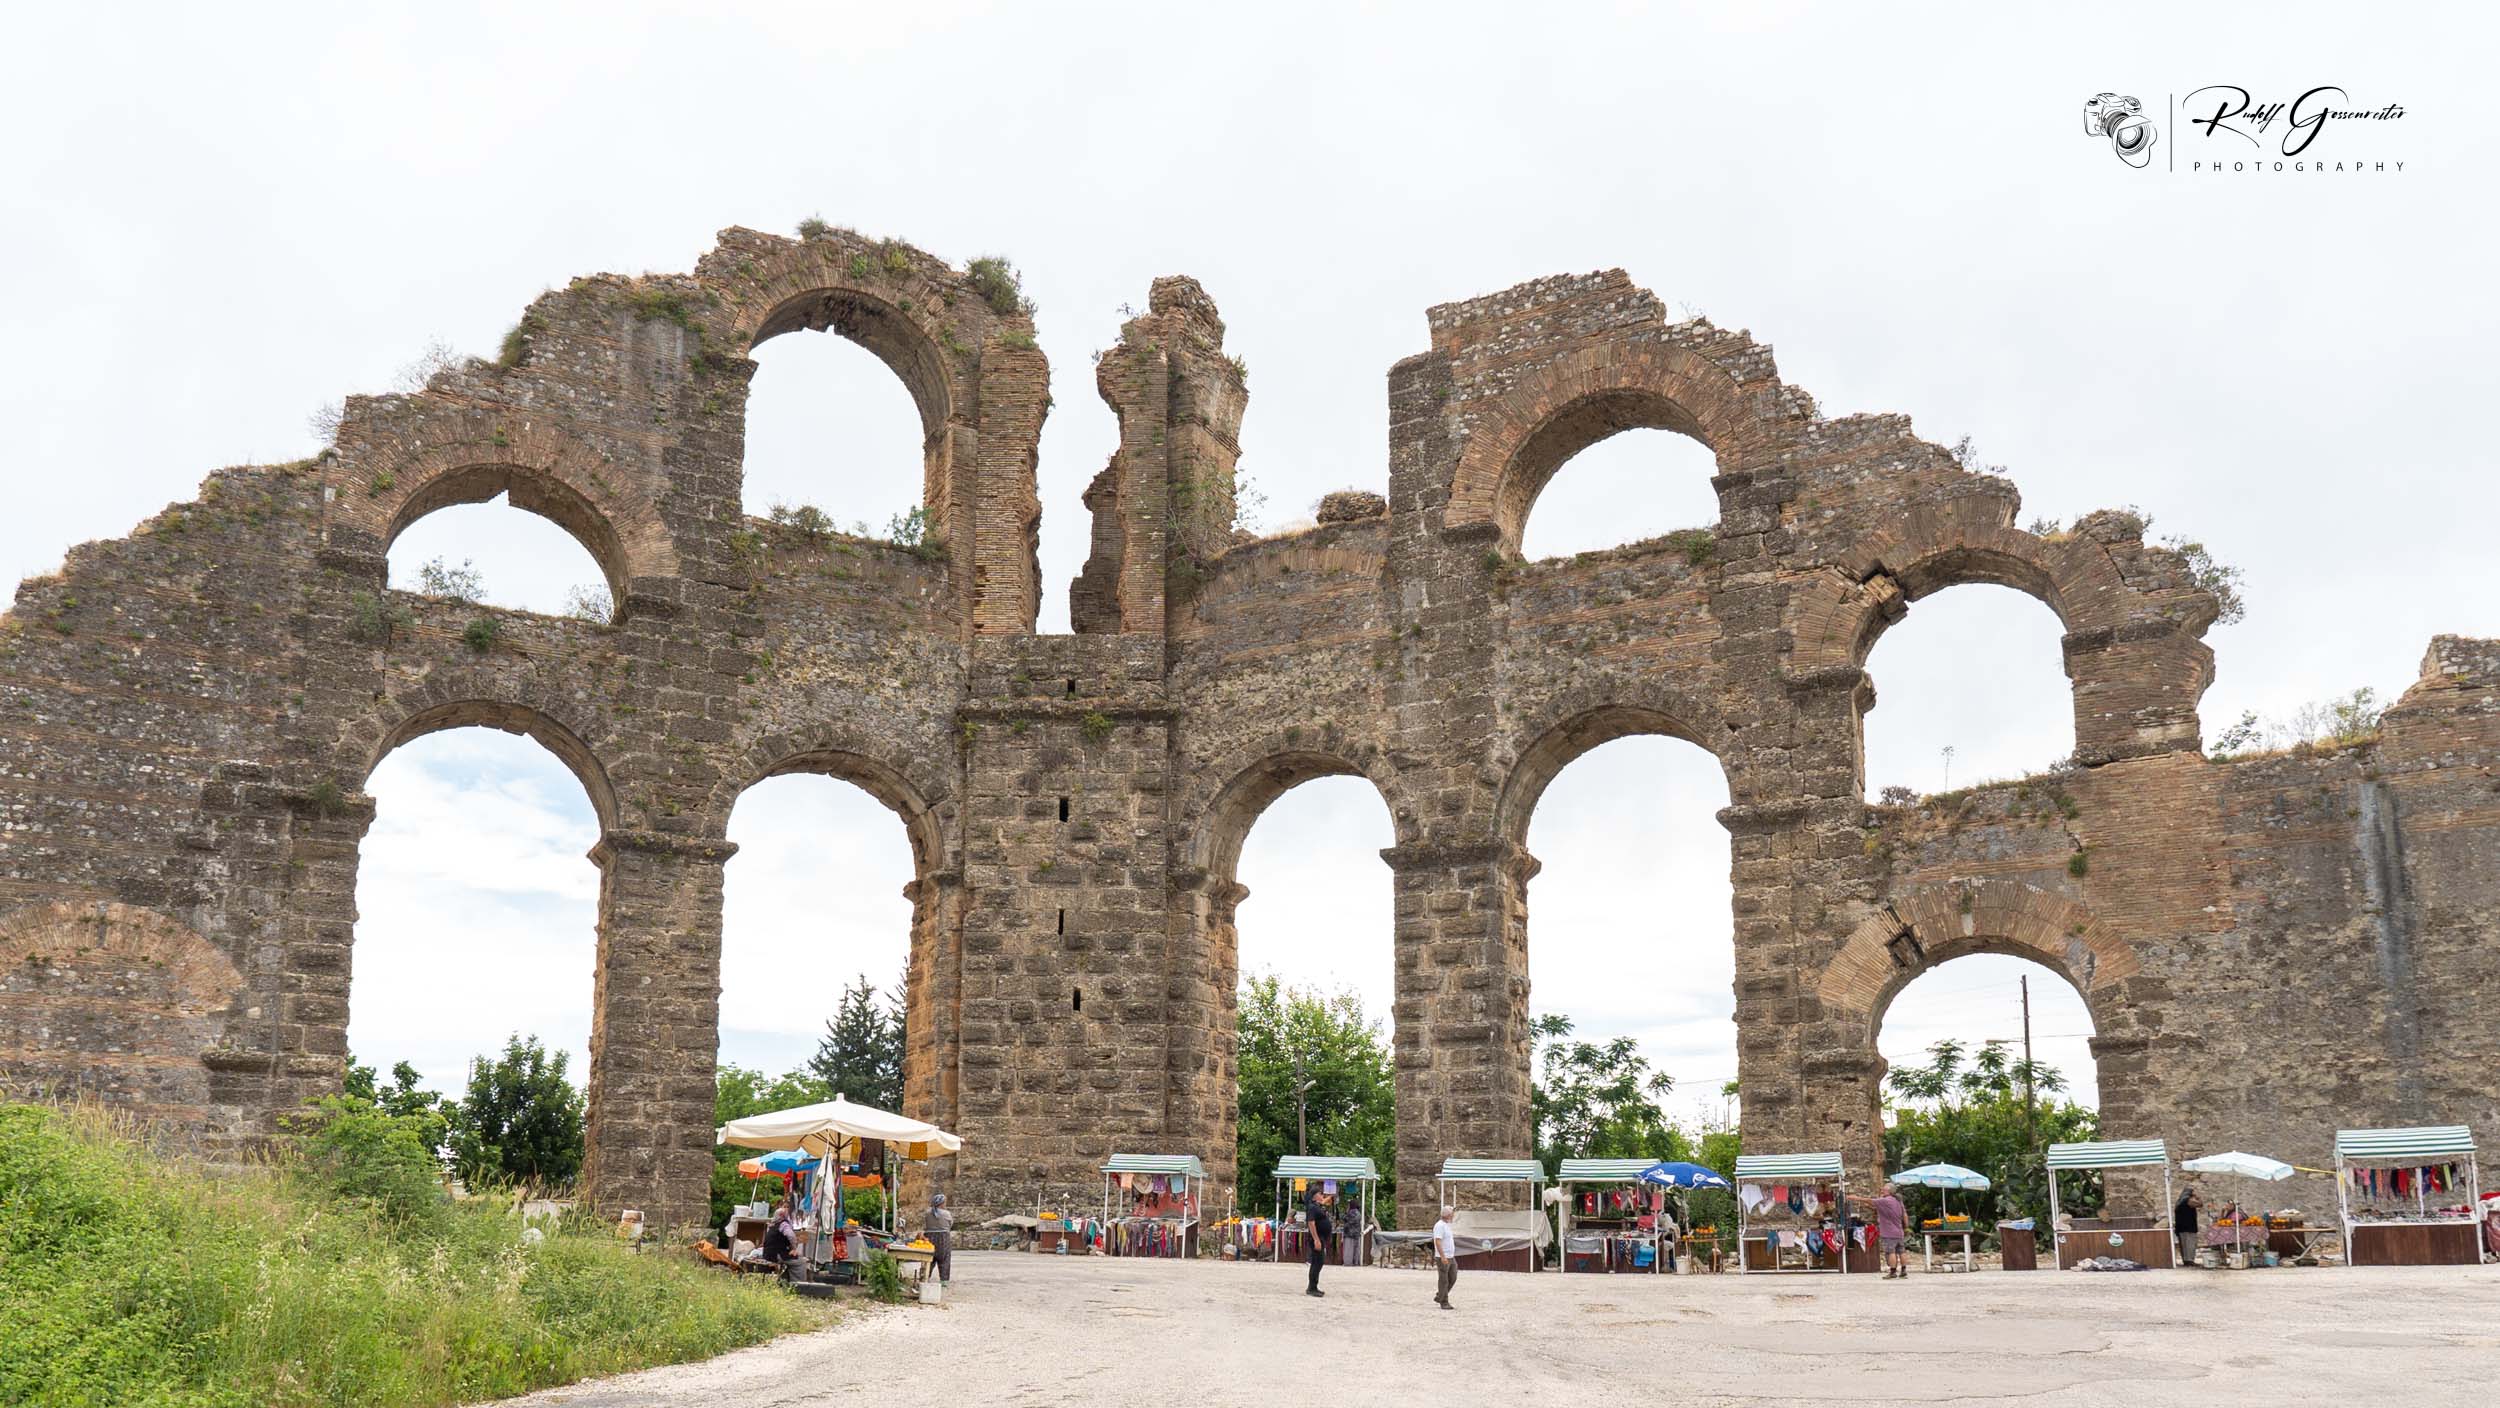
<box><xmin>1304</xmin><ymin>1189</ymin><xmax>1336</xmax><ymax>1297</ymax></box>
<box><xmin>2173</xmin><ymin>1188</ymin><xmax>2203</xmax><ymax>1268</ymax></box>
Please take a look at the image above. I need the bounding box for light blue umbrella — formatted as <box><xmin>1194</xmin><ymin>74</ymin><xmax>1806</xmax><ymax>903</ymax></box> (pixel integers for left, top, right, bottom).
<box><xmin>1638</xmin><ymin>1161</ymin><xmax>1735</xmax><ymax>1191</ymax></box>
<box><xmin>1891</xmin><ymin>1164</ymin><xmax>1991</xmax><ymax>1191</ymax></box>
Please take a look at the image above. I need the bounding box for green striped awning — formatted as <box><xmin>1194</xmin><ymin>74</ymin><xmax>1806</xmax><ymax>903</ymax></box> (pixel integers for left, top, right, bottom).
<box><xmin>2335</xmin><ymin>1126</ymin><xmax>2476</xmax><ymax>1160</ymax></box>
<box><xmin>1438</xmin><ymin>1158</ymin><xmax>1545</xmax><ymax>1183</ymax></box>
<box><xmin>1103</xmin><ymin>1154</ymin><xmax>1206</xmax><ymax>1178</ymax></box>
<box><xmin>1734</xmin><ymin>1153</ymin><xmax>1844</xmax><ymax>1180</ymax></box>
<box><xmin>1557</xmin><ymin>1158</ymin><xmax>1673</xmax><ymax>1183</ymax></box>
<box><xmin>2046</xmin><ymin>1139</ymin><xmax>2168</xmax><ymax>1170</ymax></box>
<box><xmin>1275</xmin><ymin>1156</ymin><xmax>1379</xmax><ymax>1182</ymax></box>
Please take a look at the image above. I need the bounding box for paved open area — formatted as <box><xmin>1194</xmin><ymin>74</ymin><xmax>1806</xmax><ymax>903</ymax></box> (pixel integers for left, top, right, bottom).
<box><xmin>513</xmin><ymin>1251</ymin><xmax>2500</xmax><ymax>1407</ymax></box>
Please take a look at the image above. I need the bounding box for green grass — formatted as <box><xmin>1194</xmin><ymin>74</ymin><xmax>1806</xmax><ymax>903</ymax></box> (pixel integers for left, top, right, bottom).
<box><xmin>0</xmin><ymin>1104</ymin><xmax>832</xmax><ymax>1408</ymax></box>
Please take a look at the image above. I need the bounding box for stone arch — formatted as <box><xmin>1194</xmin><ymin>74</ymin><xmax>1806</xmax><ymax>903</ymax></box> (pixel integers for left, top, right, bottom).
<box><xmin>348</xmin><ymin>689</ymin><xmax>622</xmax><ymax>834</ymax></box>
<box><xmin>1445</xmin><ymin>340</ymin><xmax>1785</xmax><ymax>551</ymax></box>
<box><xmin>713</xmin><ymin>728</ymin><xmax>955</xmax><ymax>874</ymax></box>
<box><xmin>1495</xmin><ymin>684</ymin><xmax>1728</xmax><ymax>849</ymax></box>
<box><xmin>337</xmin><ymin>428</ymin><xmax>680</xmax><ymax>606</ymax></box>
<box><xmin>1185</xmin><ymin>728</ymin><xmax>1413</xmax><ymax>887</ymax></box>
<box><xmin>1815</xmin><ymin>880</ymin><xmax>2140</xmax><ymax>1042</ymax></box>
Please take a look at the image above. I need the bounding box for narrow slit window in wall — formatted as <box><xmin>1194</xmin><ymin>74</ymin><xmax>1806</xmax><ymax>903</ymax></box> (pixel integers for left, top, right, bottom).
<box><xmin>1056</xmin><ymin>908</ymin><xmax>1066</xmax><ymax>935</ymax></box>
<box><xmin>1066</xmin><ymin>679</ymin><xmax>1077</xmax><ymax>696</ymax></box>
<box><xmin>1072</xmin><ymin>986</ymin><xmax>1082</xmax><ymax>1012</ymax></box>
<box><xmin>1058</xmin><ymin>796</ymin><xmax>1070</xmax><ymax>822</ymax></box>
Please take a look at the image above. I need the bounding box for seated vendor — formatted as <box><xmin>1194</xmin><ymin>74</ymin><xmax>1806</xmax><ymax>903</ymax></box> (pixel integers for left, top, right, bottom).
<box><xmin>752</xmin><ymin>1199</ymin><xmax>799</xmax><ymax>1267</ymax></box>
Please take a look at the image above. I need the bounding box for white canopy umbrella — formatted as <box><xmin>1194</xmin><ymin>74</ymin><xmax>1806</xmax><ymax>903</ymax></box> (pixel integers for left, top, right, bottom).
<box><xmin>1890</xmin><ymin>1163</ymin><xmax>1992</xmax><ymax>1229</ymax></box>
<box><xmin>2181</xmin><ymin>1151</ymin><xmax>2294</xmax><ymax>1258</ymax></box>
<box><xmin>717</xmin><ymin>1094</ymin><xmax>963</xmax><ymax>1160</ymax></box>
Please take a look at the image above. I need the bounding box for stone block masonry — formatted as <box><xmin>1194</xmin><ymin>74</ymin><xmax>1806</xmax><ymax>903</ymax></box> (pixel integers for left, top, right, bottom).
<box><xmin>3</xmin><ymin>231</ymin><xmax>2494</xmax><ymax>1232</ymax></box>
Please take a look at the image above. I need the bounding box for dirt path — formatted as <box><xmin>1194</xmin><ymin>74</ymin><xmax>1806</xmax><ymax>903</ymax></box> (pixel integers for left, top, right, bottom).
<box><xmin>509</xmin><ymin>1252</ymin><xmax>2500</xmax><ymax>1407</ymax></box>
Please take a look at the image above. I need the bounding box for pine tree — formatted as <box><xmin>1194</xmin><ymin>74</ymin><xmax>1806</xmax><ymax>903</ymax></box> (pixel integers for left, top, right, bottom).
<box><xmin>807</xmin><ymin>974</ymin><xmax>903</xmax><ymax>1109</ymax></box>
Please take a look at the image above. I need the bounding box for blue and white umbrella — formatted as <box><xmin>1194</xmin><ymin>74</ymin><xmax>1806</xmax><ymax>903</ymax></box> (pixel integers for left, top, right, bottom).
<box><xmin>1891</xmin><ymin>1163</ymin><xmax>1991</xmax><ymax>1191</ymax></box>
<box><xmin>1638</xmin><ymin>1161</ymin><xmax>1735</xmax><ymax>1191</ymax></box>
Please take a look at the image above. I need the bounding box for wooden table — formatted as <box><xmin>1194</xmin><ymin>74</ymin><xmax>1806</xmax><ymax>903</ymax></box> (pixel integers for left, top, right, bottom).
<box><xmin>2054</xmin><ymin>1224</ymin><xmax>2175</xmax><ymax>1268</ymax></box>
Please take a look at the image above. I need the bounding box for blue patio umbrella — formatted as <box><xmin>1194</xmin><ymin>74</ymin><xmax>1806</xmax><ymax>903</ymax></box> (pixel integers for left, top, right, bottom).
<box><xmin>1638</xmin><ymin>1161</ymin><xmax>1735</xmax><ymax>1191</ymax></box>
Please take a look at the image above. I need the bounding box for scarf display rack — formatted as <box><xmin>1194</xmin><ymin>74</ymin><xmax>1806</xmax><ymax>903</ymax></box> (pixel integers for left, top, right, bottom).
<box><xmin>1273</xmin><ymin>1154</ymin><xmax>1380</xmax><ymax>1267</ymax></box>
<box><xmin>1555</xmin><ymin>1158</ymin><xmax>1678</xmax><ymax>1274</ymax></box>
<box><xmin>1100</xmin><ymin>1152</ymin><xmax>1205</xmax><ymax>1259</ymax></box>
<box><xmin>2334</xmin><ymin>1125</ymin><xmax>2482</xmax><ymax>1268</ymax></box>
<box><xmin>1733</xmin><ymin>1152</ymin><xmax>1852</xmax><ymax>1274</ymax></box>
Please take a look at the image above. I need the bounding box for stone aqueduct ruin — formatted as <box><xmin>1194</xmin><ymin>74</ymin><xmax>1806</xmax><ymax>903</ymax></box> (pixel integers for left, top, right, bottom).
<box><xmin>3</xmin><ymin>225</ymin><xmax>2495</xmax><ymax>1230</ymax></box>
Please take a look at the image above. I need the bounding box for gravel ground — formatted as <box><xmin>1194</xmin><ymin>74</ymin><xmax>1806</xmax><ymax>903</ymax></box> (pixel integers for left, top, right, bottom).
<box><xmin>508</xmin><ymin>1251</ymin><xmax>2500</xmax><ymax>1407</ymax></box>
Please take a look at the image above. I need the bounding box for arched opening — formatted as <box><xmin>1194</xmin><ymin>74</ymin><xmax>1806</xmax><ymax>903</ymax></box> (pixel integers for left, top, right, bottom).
<box><xmin>384</xmin><ymin>468</ymin><xmax>624</xmax><ymax>621</ymax></box>
<box><xmin>1876</xmin><ymin>954</ymin><xmax>2101</xmax><ymax>1228</ymax></box>
<box><xmin>741</xmin><ymin>300</ymin><xmax>942</xmax><ymax>532</ymax></box>
<box><xmin>1518</xmin><ymin>425</ymin><xmax>1721</xmax><ymax>561</ymax></box>
<box><xmin>1861</xmin><ymin>585</ymin><xmax>2073</xmax><ymax>801</ymax></box>
<box><xmin>1518</xmin><ymin>731</ymin><xmax>1734</xmax><ymax>1163</ymax></box>
<box><xmin>719</xmin><ymin>773</ymin><xmax>920</xmax><ymax>1083</ymax></box>
<box><xmin>349</xmin><ymin>726</ymin><xmax>603</xmax><ymax>1106</ymax></box>
<box><xmin>1214</xmin><ymin>767</ymin><xmax>1398</xmax><ymax>1225</ymax></box>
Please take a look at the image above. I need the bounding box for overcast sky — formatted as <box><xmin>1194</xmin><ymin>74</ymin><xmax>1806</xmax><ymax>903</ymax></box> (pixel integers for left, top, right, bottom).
<box><xmin>6</xmin><ymin>4</ymin><xmax>2487</xmax><ymax>1121</ymax></box>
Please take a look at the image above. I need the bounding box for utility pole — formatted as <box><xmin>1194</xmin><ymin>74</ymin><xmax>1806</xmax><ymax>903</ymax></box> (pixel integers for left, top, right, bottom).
<box><xmin>2020</xmin><ymin>975</ymin><xmax>2037</xmax><ymax>1154</ymax></box>
<box><xmin>1292</xmin><ymin>1050</ymin><xmax>1314</xmax><ymax>1156</ymax></box>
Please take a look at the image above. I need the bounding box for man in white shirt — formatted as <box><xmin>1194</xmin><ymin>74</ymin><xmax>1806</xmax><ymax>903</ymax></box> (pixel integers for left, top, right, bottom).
<box><xmin>1432</xmin><ymin>1205</ymin><xmax>1458</xmax><ymax>1309</ymax></box>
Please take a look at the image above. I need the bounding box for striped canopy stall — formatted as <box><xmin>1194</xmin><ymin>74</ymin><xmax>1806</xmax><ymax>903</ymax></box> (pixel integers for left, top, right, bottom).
<box><xmin>1556</xmin><ymin>1158</ymin><xmax>1688</xmax><ymax>1276</ymax></box>
<box><xmin>1275</xmin><ymin>1155</ymin><xmax>1379</xmax><ymax>1182</ymax></box>
<box><xmin>1103</xmin><ymin>1153</ymin><xmax>1207</xmax><ymax>1178</ymax></box>
<box><xmin>2043</xmin><ymin>1138</ymin><xmax>2172</xmax><ymax>1270</ymax></box>
<box><xmin>1734</xmin><ymin>1152</ymin><xmax>1845</xmax><ymax>1180</ymax></box>
<box><xmin>2334</xmin><ymin>1126</ymin><xmax>2476</xmax><ymax>1161</ymax></box>
<box><xmin>1556</xmin><ymin>1158</ymin><xmax>1673</xmax><ymax>1183</ymax></box>
<box><xmin>2045</xmin><ymin>1138</ymin><xmax>2169</xmax><ymax>1170</ymax></box>
<box><xmin>1437</xmin><ymin>1157</ymin><xmax>1546</xmax><ymax>1182</ymax></box>
<box><xmin>1731</xmin><ymin>1153</ymin><xmax>1851</xmax><ymax>1275</ymax></box>
<box><xmin>1272</xmin><ymin>1155</ymin><xmax>1381</xmax><ymax>1264</ymax></box>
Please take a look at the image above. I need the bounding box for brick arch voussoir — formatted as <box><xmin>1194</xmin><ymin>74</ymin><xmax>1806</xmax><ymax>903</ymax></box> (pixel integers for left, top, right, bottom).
<box><xmin>335</xmin><ymin>424</ymin><xmax>680</xmax><ymax>596</ymax></box>
<box><xmin>1494</xmin><ymin>679</ymin><xmax>1728</xmax><ymax>849</ymax></box>
<box><xmin>1186</xmin><ymin>726</ymin><xmax>1415</xmax><ymax>885</ymax></box>
<box><xmin>1447</xmin><ymin>339</ymin><xmax>1789</xmax><ymax>546</ymax></box>
<box><xmin>338</xmin><ymin>677</ymin><xmax>624</xmax><ymax>833</ymax></box>
<box><xmin>1813</xmin><ymin>879</ymin><xmax>2141</xmax><ymax>1044</ymax></box>
<box><xmin>712</xmin><ymin>727</ymin><xmax>956</xmax><ymax>877</ymax></box>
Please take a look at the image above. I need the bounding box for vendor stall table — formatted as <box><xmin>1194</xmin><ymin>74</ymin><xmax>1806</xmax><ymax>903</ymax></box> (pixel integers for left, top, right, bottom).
<box><xmin>1273</xmin><ymin>1155</ymin><xmax>1379</xmax><ymax>1266</ymax></box>
<box><xmin>1102</xmin><ymin>1153</ymin><xmax>1204</xmax><ymax>1259</ymax></box>
<box><xmin>2334</xmin><ymin>1125</ymin><xmax>2481</xmax><ymax>1268</ymax></box>
<box><xmin>1734</xmin><ymin>1152</ymin><xmax>1857</xmax><ymax>1274</ymax></box>
<box><xmin>2046</xmin><ymin>1138</ymin><xmax>2175</xmax><ymax>1270</ymax></box>
<box><xmin>1436</xmin><ymin>1158</ymin><xmax>1548</xmax><ymax>1272</ymax></box>
<box><xmin>1556</xmin><ymin>1158</ymin><xmax>1677</xmax><ymax>1273</ymax></box>
<box><xmin>1921</xmin><ymin>1228</ymin><xmax>1976</xmax><ymax>1272</ymax></box>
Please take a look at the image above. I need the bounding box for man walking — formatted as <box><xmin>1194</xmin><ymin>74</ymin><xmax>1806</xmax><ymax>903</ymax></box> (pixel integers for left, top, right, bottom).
<box><xmin>1855</xmin><ymin>1186</ymin><xmax>1910</xmax><ymax>1279</ymax></box>
<box><xmin>1303</xmin><ymin>1188</ymin><xmax>1336</xmax><ymax>1297</ymax></box>
<box><xmin>1432</xmin><ymin>1204</ymin><xmax>1458</xmax><ymax>1309</ymax></box>
<box><xmin>926</xmin><ymin>1191</ymin><xmax>954</xmax><ymax>1286</ymax></box>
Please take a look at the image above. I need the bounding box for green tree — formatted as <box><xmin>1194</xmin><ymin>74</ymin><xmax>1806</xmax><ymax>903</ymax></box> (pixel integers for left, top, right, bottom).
<box><xmin>442</xmin><ymin>1034</ymin><xmax>585</xmax><ymax>1191</ymax></box>
<box><xmin>709</xmin><ymin>1063</ymin><xmax>832</xmax><ymax>1227</ymax></box>
<box><xmin>1236</xmin><ymin>974</ymin><xmax>1397</xmax><ymax>1225</ymax></box>
<box><xmin>1529</xmin><ymin>1013</ymin><xmax>1682</xmax><ymax>1168</ymax></box>
<box><xmin>1882</xmin><ymin>1037</ymin><xmax>2100</xmax><ymax>1230</ymax></box>
<box><xmin>340</xmin><ymin>1052</ymin><xmax>450</xmax><ymax>1154</ymax></box>
<box><xmin>806</xmin><ymin>973</ymin><xmax>903</xmax><ymax>1110</ymax></box>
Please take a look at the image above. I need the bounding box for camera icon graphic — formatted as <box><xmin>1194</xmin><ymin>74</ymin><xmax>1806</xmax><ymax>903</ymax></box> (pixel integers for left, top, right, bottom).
<box><xmin>2084</xmin><ymin>93</ymin><xmax>2158</xmax><ymax>167</ymax></box>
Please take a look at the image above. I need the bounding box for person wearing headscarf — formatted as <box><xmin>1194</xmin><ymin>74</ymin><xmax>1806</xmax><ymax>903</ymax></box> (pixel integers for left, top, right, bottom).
<box><xmin>927</xmin><ymin>1191</ymin><xmax>954</xmax><ymax>1285</ymax></box>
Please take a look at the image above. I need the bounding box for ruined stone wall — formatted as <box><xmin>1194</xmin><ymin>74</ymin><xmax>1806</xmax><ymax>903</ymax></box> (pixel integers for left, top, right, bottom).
<box><xmin>4</xmin><ymin>233</ymin><xmax>2493</xmax><ymax>1234</ymax></box>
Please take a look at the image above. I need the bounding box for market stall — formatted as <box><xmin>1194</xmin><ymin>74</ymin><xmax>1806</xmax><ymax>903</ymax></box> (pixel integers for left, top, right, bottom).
<box><xmin>1101</xmin><ymin>1153</ymin><xmax>1204</xmax><ymax>1258</ymax></box>
<box><xmin>2334</xmin><ymin>1125</ymin><xmax>2482</xmax><ymax>1267</ymax></box>
<box><xmin>1273</xmin><ymin>1155</ymin><xmax>1378</xmax><ymax>1266</ymax></box>
<box><xmin>1637</xmin><ymin>1161</ymin><xmax>1735</xmax><ymax>1274</ymax></box>
<box><xmin>2045</xmin><ymin>1138</ymin><xmax>2174</xmax><ymax>1269</ymax></box>
<box><xmin>2180</xmin><ymin>1150</ymin><xmax>2302</xmax><ymax>1268</ymax></box>
<box><xmin>718</xmin><ymin>1095</ymin><xmax>963</xmax><ymax>1280</ymax></box>
<box><xmin>1435</xmin><ymin>1158</ymin><xmax>1549</xmax><ymax>1272</ymax></box>
<box><xmin>1556</xmin><ymin>1158</ymin><xmax>1677</xmax><ymax>1273</ymax></box>
<box><xmin>1734</xmin><ymin>1152</ymin><xmax>1861</xmax><ymax>1274</ymax></box>
<box><xmin>1891</xmin><ymin>1163</ymin><xmax>1988</xmax><ymax>1272</ymax></box>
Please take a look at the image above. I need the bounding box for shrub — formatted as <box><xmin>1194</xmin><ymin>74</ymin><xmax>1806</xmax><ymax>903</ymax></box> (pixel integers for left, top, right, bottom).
<box><xmin>294</xmin><ymin>1097</ymin><xmax>447</xmax><ymax>1228</ymax></box>
<box><xmin>348</xmin><ymin>591</ymin><xmax>413</xmax><ymax>645</ymax></box>
<box><xmin>860</xmin><ymin>1250</ymin><xmax>905</xmax><ymax>1304</ymax></box>
<box><xmin>964</xmin><ymin>255</ymin><xmax>1033</xmax><ymax>316</ymax></box>
<box><xmin>1666</xmin><ymin>528</ymin><xmax>1716</xmax><ymax>566</ymax></box>
<box><xmin>767</xmin><ymin>502</ymin><xmax>833</xmax><ymax>543</ymax></box>
<box><xmin>796</xmin><ymin>215</ymin><xmax>829</xmax><ymax>240</ymax></box>
<box><xmin>462</xmin><ymin>617</ymin><xmax>501</xmax><ymax>653</ymax></box>
<box><xmin>1080</xmin><ymin>711</ymin><xmax>1115</xmax><ymax>745</ymax></box>
<box><xmin>305</xmin><ymin>778</ymin><xmax>349</xmax><ymax>818</ymax></box>
<box><xmin>417</xmin><ymin>557</ymin><xmax>485</xmax><ymax>603</ymax></box>
<box><xmin>496</xmin><ymin>312</ymin><xmax>545</xmax><ymax>368</ymax></box>
<box><xmin>563</xmin><ymin>584</ymin><xmax>613</xmax><ymax>623</ymax></box>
